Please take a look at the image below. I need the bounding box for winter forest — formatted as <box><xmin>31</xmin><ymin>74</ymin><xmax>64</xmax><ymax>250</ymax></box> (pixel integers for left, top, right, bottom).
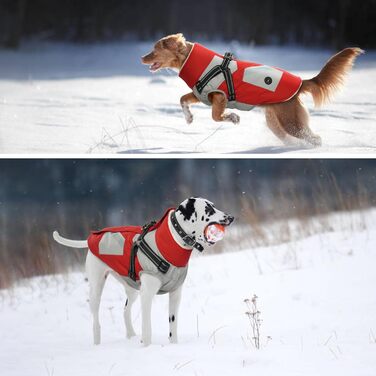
<box><xmin>1</xmin><ymin>0</ymin><xmax>376</xmax><ymax>49</ymax></box>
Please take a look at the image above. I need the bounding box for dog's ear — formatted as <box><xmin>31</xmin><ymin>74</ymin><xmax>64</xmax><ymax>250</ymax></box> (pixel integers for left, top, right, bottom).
<box><xmin>177</xmin><ymin>197</ymin><xmax>196</xmax><ymax>221</ymax></box>
<box><xmin>162</xmin><ymin>33</ymin><xmax>186</xmax><ymax>51</ymax></box>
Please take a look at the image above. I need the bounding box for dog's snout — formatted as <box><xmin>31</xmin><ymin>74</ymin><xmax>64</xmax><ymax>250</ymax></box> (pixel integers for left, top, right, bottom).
<box><xmin>226</xmin><ymin>215</ymin><xmax>235</xmax><ymax>225</ymax></box>
<box><xmin>141</xmin><ymin>51</ymin><xmax>154</xmax><ymax>63</ymax></box>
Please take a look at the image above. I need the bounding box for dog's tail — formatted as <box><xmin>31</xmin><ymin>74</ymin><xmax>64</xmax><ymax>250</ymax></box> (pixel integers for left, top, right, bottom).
<box><xmin>53</xmin><ymin>231</ymin><xmax>88</xmax><ymax>248</ymax></box>
<box><xmin>299</xmin><ymin>47</ymin><xmax>364</xmax><ymax>108</ymax></box>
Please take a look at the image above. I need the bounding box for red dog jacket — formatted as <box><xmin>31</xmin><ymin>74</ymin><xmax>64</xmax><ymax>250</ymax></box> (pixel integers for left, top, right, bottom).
<box><xmin>179</xmin><ymin>43</ymin><xmax>302</xmax><ymax>110</ymax></box>
<box><xmin>87</xmin><ymin>209</ymin><xmax>192</xmax><ymax>281</ymax></box>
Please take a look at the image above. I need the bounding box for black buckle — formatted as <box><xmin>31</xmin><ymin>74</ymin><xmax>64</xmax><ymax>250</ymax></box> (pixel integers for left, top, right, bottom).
<box><xmin>182</xmin><ymin>235</ymin><xmax>195</xmax><ymax>247</ymax></box>
<box><xmin>142</xmin><ymin>221</ymin><xmax>156</xmax><ymax>232</ymax></box>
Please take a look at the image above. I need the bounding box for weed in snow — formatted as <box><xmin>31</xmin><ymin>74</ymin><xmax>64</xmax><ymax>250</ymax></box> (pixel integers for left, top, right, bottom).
<box><xmin>244</xmin><ymin>295</ymin><xmax>264</xmax><ymax>350</ymax></box>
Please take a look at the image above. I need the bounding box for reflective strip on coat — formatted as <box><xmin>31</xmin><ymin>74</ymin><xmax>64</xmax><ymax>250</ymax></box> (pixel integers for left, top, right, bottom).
<box><xmin>87</xmin><ymin>209</ymin><xmax>192</xmax><ymax>294</ymax></box>
<box><xmin>179</xmin><ymin>43</ymin><xmax>302</xmax><ymax>110</ymax></box>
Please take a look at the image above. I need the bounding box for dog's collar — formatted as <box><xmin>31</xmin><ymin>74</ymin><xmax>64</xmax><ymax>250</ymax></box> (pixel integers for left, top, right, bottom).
<box><xmin>171</xmin><ymin>211</ymin><xmax>204</xmax><ymax>252</ymax></box>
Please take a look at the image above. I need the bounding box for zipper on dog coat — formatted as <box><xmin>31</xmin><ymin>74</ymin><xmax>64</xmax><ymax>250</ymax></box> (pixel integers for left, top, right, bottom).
<box><xmin>179</xmin><ymin>43</ymin><xmax>302</xmax><ymax>110</ymax></box>
<box><xmin>87</xmin><ymin>209</ymin><xmax>192</xmax><ymax>282</ymax></box>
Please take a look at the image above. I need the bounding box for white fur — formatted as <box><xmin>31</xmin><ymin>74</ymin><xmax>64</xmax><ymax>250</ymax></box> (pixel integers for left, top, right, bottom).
<box><xmin>53</xmin><ymin>231</ymin><xmax>87</xmax><ymax>248</ymax></box>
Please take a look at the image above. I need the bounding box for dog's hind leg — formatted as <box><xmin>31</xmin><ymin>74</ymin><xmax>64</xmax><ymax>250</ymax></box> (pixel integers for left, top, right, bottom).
<box><xmin>270</xmin><ymin>98</ymin><xmax>322</xmax><ymax>147</ymax></box>
<box><xmin>140</xmin><ymin>273</ymin><xmax>162</xmax><ymax>346</ymax></box>
<box><xmin>123</xmin><ymin>285</ymin><xmax>138</xmax><ymax>338</ymax></box>
<box><xmin>168</xmin><ymin>285</ymin><xmax>182</xmax><ymax>344</ymax></box>
<box><xmin>180</xmin><ymin>92</ymin><xmax>199</xmax><ymax>124</ymax></box>
<box><xmin>86</xmin><ymin>251</ymin><xmax>108</xmax><ymax>345</ymax></box>
<box><xmin>264</xmin><ymin>105</ymin><xmax>289</xmax><ymax>144</ymax></box>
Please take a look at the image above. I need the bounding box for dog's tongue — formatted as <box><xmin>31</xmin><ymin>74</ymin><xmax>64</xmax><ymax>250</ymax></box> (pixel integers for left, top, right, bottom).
<box><xmin>205</xmin><ymin>224</ymin><xmax>225</xmax><ymax>243</ymax></box>
<box><xmin>150</xmin><ymin>62</ymin><xmax>161</xmax><ymax>71</ymax></box>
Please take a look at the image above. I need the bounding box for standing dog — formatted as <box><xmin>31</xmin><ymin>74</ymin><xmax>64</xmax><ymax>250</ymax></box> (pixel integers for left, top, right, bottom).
<box><xmin>141</xmin><ymin>33</ymin><xmax>363</xmax><ymax>147</ymax></box>
<box><xmin>53</xmin><ymin>197</ymin><xmax>234</xmax><ymax>346</ymax></box>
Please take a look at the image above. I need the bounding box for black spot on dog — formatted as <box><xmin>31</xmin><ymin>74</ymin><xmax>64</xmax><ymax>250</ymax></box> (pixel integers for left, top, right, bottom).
<box><xmin>178</xmin><ymin>198</ymin><xmax>196</xmax><ymax>221</ymax></box>
<box><xmin>125</xmin><ymin>299</ymin><xmax>128</xmax><ymax>307</ymax></box>
<box><xmin>206</xmin><ymin>218</ymin><xmax>209</xmax><ymax>222</ymax></box>
<box><xmin>169</xmin><ymin>316</ymin><xmax>171</xmax><ymax>323</ymax></box>
<box><xmin>192</xmin><ymin>219</ymin><xmax>194</xmax><ymax>223</ymax></box>
<box><xmin>201</xmin><ymin>215</ymin><xmax>204</xmax><ymax>221</ymax></box>
<box><xmin>205</xmin><ymin>202</ymin><xmax>216</xmax><ymax>216</ymax></box>
<box><xmin>192</xmin><ymin>231</ymin><xmax>196</xmax><ymax>234</ymax></box>
<box><xmin>172</xmin><ymin>315</ymin><xmax>175</xmax><ymax>322</ymax></box>
<box><xmin>169</xmin><ymin>332</ymin><xmax>172</xmax><ymax>338</ymax></box>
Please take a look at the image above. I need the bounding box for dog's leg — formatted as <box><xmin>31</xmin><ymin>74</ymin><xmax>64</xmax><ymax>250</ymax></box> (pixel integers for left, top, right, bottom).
<box><xmin>264</xmin><ymin>105</ymin><xmax>289</xmax><ymax>144</ymax></box>
<box><xmin>86</xmin><ymin>252</ymin><xmax>108</xmax><ymax>345</ymax></box>
<box><xmin>269</xmin><ymin>98</ymin><xmax>322</xmax><ymax>147</ymax></box>
<box><xmin>180</xmin><ymin>92</ymin><xmax>199</xmax><ymax>124</ymax></box>
<box><xmin>140</xmin><ymin>273</ymin><xmax>162</xmax><ymax>346</ymax></box>
<box><xmin>168</xmin><ymin>285</ymin><xmax>182</xmax><ymax>344</ymax></box>
<box><xmin>123</xmin><ymin>285</ymin><xmax>138</xmax><ymax>338</ymax></box>
<box><xmin>210</xmin><ymin>92</ymin><xmax>240</xmax><ymax>124</ymax></box>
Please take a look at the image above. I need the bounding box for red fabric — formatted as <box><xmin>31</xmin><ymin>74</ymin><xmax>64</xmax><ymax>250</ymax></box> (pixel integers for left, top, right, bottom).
<box><xmin>179</xmin><ymin>43</ymin><xmax>302</xmax><ymax>105</ymax></box>
<box><xmin>155</xmin><ymin>210</ymin><xmax>192</xmax><ymax>267</ymax></box>
<box><xmin>88</xmin><ymin>226</ymin><xmax>143</xmax><ymax>278</ymax></box>
<box><xmin>87</xmin><ymin>208</ymin><xmax>192</xmax><ymax>279</ymax></box>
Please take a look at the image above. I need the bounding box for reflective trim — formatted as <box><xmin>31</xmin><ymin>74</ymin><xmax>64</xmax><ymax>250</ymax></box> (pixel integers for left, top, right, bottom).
<box><xmin>243</xmin><ymin>65</ymin><xmax>283</xmax><ymax>92</ymax></box>
<box><xmin>99</xmin><ymin>232</ymin><xmax>125</xmax><ymax>255</ymax></box>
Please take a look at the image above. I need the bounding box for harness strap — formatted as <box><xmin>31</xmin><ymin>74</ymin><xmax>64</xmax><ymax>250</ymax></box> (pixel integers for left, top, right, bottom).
<box><xmin>138</xmin><ymin>239</ymin><xmax>170</xmax><ymax>274</ymax></box>
<box><xmin>128</xmin><ymin>220</ymin><xmax>170</xmax><ymax>281</ymax></box>
<box><xmin>170</xmin><ymin>211</ymin><xmax>204</xmax><ymax>252</ymax></box>
<box><xmin>195</xmin><ymin>52</ymin><xmax>236</xmax><ymax>102</ymax></box>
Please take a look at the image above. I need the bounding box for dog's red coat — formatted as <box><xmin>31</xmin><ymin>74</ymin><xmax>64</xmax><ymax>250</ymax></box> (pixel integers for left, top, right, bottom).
<box><xmin>87</xmin><ymin>209</ymin><xmax>192</xmax><ymax>280</ymax></box>
<box><xmin>179</xmin><ymin>43</ymin><xmax>302</xmax><ymax>105</ymax></box>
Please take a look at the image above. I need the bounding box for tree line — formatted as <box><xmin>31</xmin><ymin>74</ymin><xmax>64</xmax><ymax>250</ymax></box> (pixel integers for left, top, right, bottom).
<box><xmin>1</xmin><ymin>0</ymin><xmax>375</xmax><ymax>49</ymax></box>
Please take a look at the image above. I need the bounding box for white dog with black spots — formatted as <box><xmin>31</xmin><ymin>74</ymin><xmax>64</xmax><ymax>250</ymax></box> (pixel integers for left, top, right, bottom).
<box><xmin>53</xmin><ymin>197</ymin><xmax>234</xmax><ymax>346</ymax></box>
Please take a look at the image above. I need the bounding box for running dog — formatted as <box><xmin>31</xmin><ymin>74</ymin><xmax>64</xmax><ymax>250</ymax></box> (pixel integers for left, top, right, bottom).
<box><xmin>141</xmin><ymin>33</ymin><xmax>363</xmax><ymax>147</ymax></box>
<box><xmin>53</xmin><ymin>197</ymin><xmax>234</xmax><ymax>346</ymax></box>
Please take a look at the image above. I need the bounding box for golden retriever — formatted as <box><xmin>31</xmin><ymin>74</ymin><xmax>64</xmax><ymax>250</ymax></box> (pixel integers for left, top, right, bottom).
<box><xmin>142</xmin><ymin>33</ymin><xmax>363</xmax><ymax>147</ymax></box>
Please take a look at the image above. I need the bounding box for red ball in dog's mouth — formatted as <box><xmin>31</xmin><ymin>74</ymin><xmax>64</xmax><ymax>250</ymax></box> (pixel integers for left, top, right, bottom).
<box><xmin>204</xmin><ymin>224</ymin><xmax>225</xmax><ymax>243</ymax></box>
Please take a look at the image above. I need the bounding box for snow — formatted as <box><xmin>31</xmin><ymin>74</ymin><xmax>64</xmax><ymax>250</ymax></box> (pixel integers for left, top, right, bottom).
<box><xmin>0</xmin><ymin>41</ymin><xmax>375</xmax><ymax>154</ymax></box>
<box><xmin>1</xmin><ymin>210</ymin><xmax>376</xmax><ymax>376</ymax></box>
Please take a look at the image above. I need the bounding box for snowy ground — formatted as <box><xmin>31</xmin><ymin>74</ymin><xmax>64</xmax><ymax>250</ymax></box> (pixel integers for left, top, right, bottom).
<box><xmin>1</xmin><ymin>210</ymin><xmax>376</xmax><ymax>376</ymax></box>
<box><xmin>0</xmin><ymin>41</ymin><xmax>375</xmax><ymax>154</ymax></box>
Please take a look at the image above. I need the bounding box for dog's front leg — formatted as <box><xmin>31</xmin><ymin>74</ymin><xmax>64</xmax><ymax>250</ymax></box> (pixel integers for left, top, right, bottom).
<box><xmin>123</xmin><ymin>285</ymin><xmax>138</xmax><ymax>338</ymax></box>
<box><xmin>140</xmin><ymin>273</ymin><xmax>162</xmax><ymax>346</ymax></box>
<box><xmin>168</xmin><ymin>285</ymin><xmax>182</xmax><ymax>344</ymax></box>
<box><xmin>210</xmin><ymin>92</ymin><xmax>240</xmax><ymax>124</ymax></box>
<box><xmin>180</xmin><ymin>92</ymin><xmax>199</xmax><ymax>124</ymax></box>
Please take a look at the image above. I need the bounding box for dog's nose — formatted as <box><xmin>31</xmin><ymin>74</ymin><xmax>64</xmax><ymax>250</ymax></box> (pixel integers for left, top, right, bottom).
<box><xmin>226</xmin><ymin>215</ymin><xmax>235</xmax><ymax>225</ymax></box>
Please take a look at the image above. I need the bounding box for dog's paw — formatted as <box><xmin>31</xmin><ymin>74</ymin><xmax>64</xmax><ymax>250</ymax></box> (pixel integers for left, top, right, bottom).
<box><xmin>182</xmin><ymin>103</ymin><xmax>194</xmax><ymax>124</ymax></box>
<box><xmin>127</xmin><ymin>330</ymin><xmax>136</xmax><ymax>339</ymax></box>
<box><xmin>141</xmin><ymin>339</ymin><xmax>151</xmax><ymax>347</ymax></box>
<box><xmin>228</xmin><ymin>113</ymin><xmax>240</xmax><ymax>124</ymax></box>
<box><xmin>185</xmin><ymin>112</ymin><xmax>193</xmax><ymax>124</ymax></box>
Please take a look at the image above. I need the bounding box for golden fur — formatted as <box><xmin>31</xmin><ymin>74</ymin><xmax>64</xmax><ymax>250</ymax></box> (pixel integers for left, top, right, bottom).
<box><xmin>142</xmin><ymin>34</ymin><xmax>364</xmax><ymax>147</ymax></box>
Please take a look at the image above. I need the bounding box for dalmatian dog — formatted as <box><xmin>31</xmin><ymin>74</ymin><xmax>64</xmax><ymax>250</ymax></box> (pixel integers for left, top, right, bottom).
<box><xmin>53</xmin><ymin>197</ymin><xmax>234</xmax><ymax>346</ymax></box>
